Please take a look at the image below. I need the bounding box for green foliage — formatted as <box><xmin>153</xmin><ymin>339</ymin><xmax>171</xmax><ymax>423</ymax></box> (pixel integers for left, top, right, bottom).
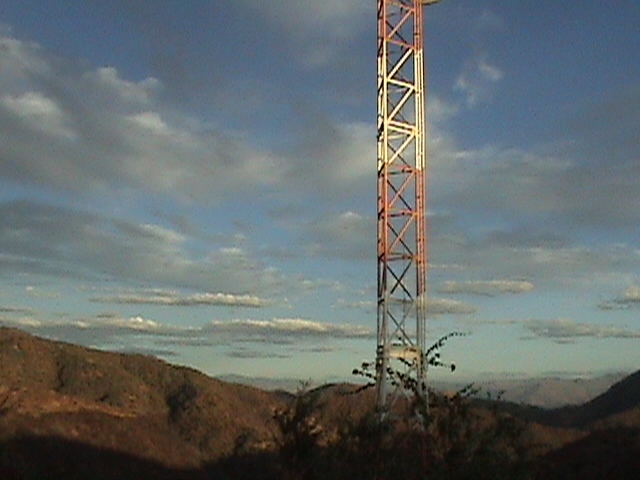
<box><xmin>166</xmin><ymin>381</ymin><xmax>198</xmax><ymax>422</ymax></box>
<box><xmin>0</xmin><ymin>390</ymin><xmax>10</xmax><ymax>417</ymax></box>
<box><xmin>258</xmin><ymin>331</ymin><xmax>536</xmax><ymax>480</ymax></box>
<box><xmin>260</xmin><ymin>393</ymin><xmax>534</xmax><ymax>479</ymax></box>
<box><xmin>352</xmin><ymin>331</ymin><xmax>465</xmax><ymax>394</ymax></box>
<box><xmin>272</xmin><ymin>383</ymin><xmax>323</xmax><ymax>480</ymax></box>
<box><xmin>223</xmin><ymin>333</ymin><xmax>536</xmax><ymax>480</ymax></box>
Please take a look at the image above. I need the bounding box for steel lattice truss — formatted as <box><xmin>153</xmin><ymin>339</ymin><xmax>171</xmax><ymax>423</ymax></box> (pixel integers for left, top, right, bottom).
<box><xmin>376</xmin><ymin>0</ymin><xmax>437</xmax><ymax>415</ymax></box>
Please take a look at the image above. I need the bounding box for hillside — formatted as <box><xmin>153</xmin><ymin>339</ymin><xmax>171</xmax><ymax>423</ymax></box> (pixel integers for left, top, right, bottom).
<box><xmin>1</xmin><ymin>327</ymin><xmax>639</xmax><ymax>480</ymax></box>
<box><xmin>495</xmin><ymin>370</ymin><xmax>640</xmax><ymax>431</ymax></box>
<box><xmin>0</xmin><ymin>327</ymin><xmax>286</xmax><ymax>478</ymax></box>
<box><xmin>541</xmin><ymin>370</ymin><xmax>640</xmax><ymax>428</ymax></box>
<box><xmin>470</xmin><ymin>374</ymin><xmax>627</xmax><ymax>408</ymax></box>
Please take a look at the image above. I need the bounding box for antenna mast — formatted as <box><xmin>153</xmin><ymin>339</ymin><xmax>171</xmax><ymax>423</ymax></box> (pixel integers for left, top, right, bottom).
<box><xmin>376</xmin><ymin>0</ymin><xmax>439</xmax><ymax>416</ymax></box>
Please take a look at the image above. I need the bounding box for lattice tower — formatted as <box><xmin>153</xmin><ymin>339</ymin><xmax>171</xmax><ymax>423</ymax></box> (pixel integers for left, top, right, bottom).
<box><xmin>376</xmin><ymin>0</ymin><xmax>440</xmax><ymax>417</ymax></box>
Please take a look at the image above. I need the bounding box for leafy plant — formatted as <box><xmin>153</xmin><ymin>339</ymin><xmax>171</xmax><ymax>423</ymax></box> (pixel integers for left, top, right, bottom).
<box><xmin>272</xmin><ymin>383</ymin><xmax>323</xmax><ymax>480</ymax></box>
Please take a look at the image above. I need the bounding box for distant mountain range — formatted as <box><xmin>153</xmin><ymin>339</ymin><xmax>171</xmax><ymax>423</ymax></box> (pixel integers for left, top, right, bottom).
<box><xmin>461</xmin><ymin>373</ymin><xmax>630</xmax><ymax>408</ymax></box>
<box><xmin>221</xmin><ymin>371</ymin><xmax>629</xmax><ymax>409</ymax></box>
<box><xmin>531</xmin><ymin>369</ymin><xmax>640</xmax><ymax>428</ymax></box>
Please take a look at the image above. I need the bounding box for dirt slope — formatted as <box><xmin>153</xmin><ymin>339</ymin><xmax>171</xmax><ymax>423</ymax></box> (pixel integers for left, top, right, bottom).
<box><xmin>0</xmin><ymin>327</ymin><xmax>284</xmax><ymax>470</ymax></box>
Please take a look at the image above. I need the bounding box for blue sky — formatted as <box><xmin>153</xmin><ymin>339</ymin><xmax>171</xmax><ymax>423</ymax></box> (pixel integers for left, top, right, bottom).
<box><xmin>0</xmin><ymin>0</ymin><xmax>639</xmax><ymax>384</ymax></box>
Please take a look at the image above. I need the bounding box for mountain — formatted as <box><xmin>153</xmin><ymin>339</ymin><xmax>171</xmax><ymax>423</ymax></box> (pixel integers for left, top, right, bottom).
<box><xmin>469</xmin><ymin>373</ymin><xmax>628</xmax><ymax>408</ymax></box>
<box><xmin>0</xmin><ymin>326</ymin><xmax>285</xmax><ymax>478</ymax></box>
<box><xmin>523</xmin><ymin>370</ymin><xmax>640</xmax><ymax>429</ymax></box>
<box><xmin>1</xmin><ymin>326</ymin><xmax>639</xmax><ymax>480</ymax></box>
<box><xmin>222</xmin><ymin>373</ymin><xmax>629</xmax><ymax>409</ymax></box>
<box><xmin>534</xmin><ymin>372</ymin><xmax>640</xmax><ymax>480</ymax></box>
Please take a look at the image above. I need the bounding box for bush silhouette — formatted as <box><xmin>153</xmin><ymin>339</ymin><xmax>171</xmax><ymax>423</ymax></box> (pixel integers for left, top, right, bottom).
<box><xmin>255</xmin><ymin>381</ymin><xmax>535</xmax><ymax>480</ymax></box>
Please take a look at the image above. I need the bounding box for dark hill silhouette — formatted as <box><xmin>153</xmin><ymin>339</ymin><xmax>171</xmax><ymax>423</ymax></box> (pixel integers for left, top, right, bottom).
<box><xmin>0</xmin><ymin>436</ymin><xmax>211</xmax><ymax>480</ymax></box>
<box><xmin>539</xmin><ymin>426</ymin><xmax>640</xmax><ymax>480</ymax></box>
<box><xmin>527</xmin><ymin>370</ymin><xmax>640</xmax><ymax>429</ymax></box>
<box><xmin>477</xmin><ymin>369</ymin><xmax>640</xmax><ymax>431</ymax></box>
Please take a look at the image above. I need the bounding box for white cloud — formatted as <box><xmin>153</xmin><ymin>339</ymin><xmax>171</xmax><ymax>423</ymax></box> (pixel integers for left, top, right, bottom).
<box><xmin>438</xmin><ymin>280</ymin><xmax>534</xmax><ymax>297</ymax></box>
<box><xmin>0</xmin><ymin>306</ymin><xmax>35</xmax><ymax>315</ymax></box>
<box><xmin>0</xmin><ymin>35</ymin><xmax>49</xmax><ymax>87</ymax></box>
<box><xmin>427</xmin><ymin>297</ymin><xmax>477</xmax><ymax>315</ymax></box>
<box><xmin>1</xmin><ymin>314</ymin><xmax>165</xmax><ymax>335</ymax></box>
<box><xmin>283</xmin><ymin>118</ymin><xmax>376</xmax><ymax>196</ymax></box>
<box><xmin>428</xmin><ymin>96</ymin><xmax>460</xmax><ymax>125</ymax></box>
<box><xmin>598</xmin><ymin>285</ymin><xmax>640</xmax><ymax>310</ymax></box>
<box><xmin>454</xmin><ymin>55</ymin><xmax>504</xmax><ymax>107</ymax></box>
<box><xmin>2</xmin><ymin>314</ymin><xmax>374</xmax><ymax>348</ymax></box>
<box><xmin>238</xmin><ymin>0</ymin><xmax>370</xmax><ymax>68</ymax></box>
<box><xmin>91</xmin><ymin>290</ymin><xmax>273</xmax><ymax>308</ymax></box>
<box><xmin>475</xmin><ymin>10</ymin><xmax>504</xmax><ymax>31</ymax></box>
<box><xmin>624</xmin><ymin>286</ymin><xmax>640</xmax><ymax>301</ymax></box>
<box><xmin>241</xmin><ymin>0</ymin><xmax>369</xmax><ymax>37</ymax></box>
<box><xmin>1</xmin><ymin>90</ymin><xmax>75</xmax><ymax>138</ymax></box>
<box><xmin>523</xmin><ymin>319</ymin><xmax>640</xmax><ymax>341</ymax></box>
<box><xmin>432</xmin><ymin>225</ymin><xmax>640</xmax><ymax>290</ymax></box>
<box><xmin>127</xmin><ymin>111</ymin><xmax>172</xmax><ymax>135</ymax></box>
<box><xmin>0</xmin><ymin>31</ymin><xmax>385</xmax><ymax>208</ymax></box>
<box><xmin>330</xmin><ymin>122</ymin><xmax>376</xmax><ymax>182</ymax></box>
<box><xmin>335</xmin><ymin>299</ymin><xmax>376</xmax><ymax>311</ymax></box>
<box><xmin>478</xmin><ymin>59</ymin><xmax>504</xmax><ymax>82</ymax></box>
<box><xmin>332</xmin><ymin>297</ymin><xmax>476</xmax><ymax>316</ymax></box>
<box><xmin>8</xmin><ymin>318</ymin><xmax>374</xmax><ymax>368</ymax></box>
<box><xmin>440</xmin><ymin>89</ymin><xmax>640</xmax><ymax>232</ymax></box>
<box><xmin>0</xmin><ymin>201</ymin><xmax>290</xmax><ymax>297</ymax></box>
<box><xmin>302</xmin><ymin>210</ymin><xmax>374</xmax><ymax>260</ymax></box>
<box><xmin>0</xmin><ymin>34</ymin><xmax>283</xmax><ymax>203</ymax></box>
<box><xmin>206</xmin><ymin>318</ymin><xmax>373</xmax><ymax>339</ymax></box>
<box><xmin>109</xmin><ymin>315</ymin><xmax>161</xmax><ymax>331</ymax></box>
<box><xmin>85</xmin><ymin>66</ymin><xmax>161</xmax><ymax>105</ymax></box>
<box><xmin>135</xmin><ymin>223</ymin><xmax>186</xmax><ymax>245</ymax></box>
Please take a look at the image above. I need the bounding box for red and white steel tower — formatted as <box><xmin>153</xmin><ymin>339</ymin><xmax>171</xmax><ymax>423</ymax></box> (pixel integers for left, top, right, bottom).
<box><xmin>376</xmin><ymin>0</ymin><xmax>440</xmax><ymax>415</ymax></box>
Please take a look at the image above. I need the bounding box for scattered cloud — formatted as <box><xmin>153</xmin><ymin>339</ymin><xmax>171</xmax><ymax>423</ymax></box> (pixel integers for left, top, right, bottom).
<box><xmin>625</xmin><ymin>286</ymin><xmax>640</xmax><ymax>301</ymax></box>
<box><xmin>114</xmin><ymin>346</ymin><xmax>179</xmax><ymax>357</ymax></box>
<box><xmin>1</xmin><ymin>315</ymin><xmax>373</xmax><ymax>352</ymax></box>
<box><xmin>0</xmin><ymin>200</ymin><xmax>288</xmax><ymax>296</ymax></box>
<box><xmin>334</xmin><ymin>297</ymin><xmax>477</xmax><ymax>316</ymax></box>
<box><xmin>2</xmin><ymin>2</ymin><xmax>639</xmax><ymax>381</ymax></box>
<box><xmin>0</xmin><ymin>31</ymin><xmax>379</xmax><ymax>210</ymax></box>
<box><xmin>569</xmin><ymin>86</ymin><xmax>640</xmax><ymax>167</ymax></box>
<box><xmin>237</xmin><ymin>0</ymin><xmax>370</xmax><ymax>68</ymax></box>
<box><xmin>227</xmin><ymin>349</ymin><xmax>290</xmax><ymax>360</ymax></box>
<box><xmin>91</xmin><ymin>290</ymin><xmax>274</xmax><ymax>308</ymax></box>
<box><xmin>454</xmin><ymin>54</ymin><xmax>504</xmax><ymax>107</ymax></box>
<box><xmin>474</xmin><ymin>10</ymin><xmax>504</xmax><ymax>31</ymax></box>
<box><xmin>298</xmin><ymin>278</ymin><xmax>347</xmax><ymax>294</ymax></box>
<box><xmin>0</xmin><ymin>34</ymin><xmax>281</xmax><ymax>203</ymax></box>
<box><xmin>427</xmin><ymin>298</ymin><xmax>477</xmax><ymax>315</ymax></box>
<box><xmin>0</xmin><ymin>314</ymin><xmax>182</xmax><ymax>350</ymax></box>
<box><xmin>155</xmin><ymin>338</ymin><xmax>217</xmax><ymax>348</ymax></box>
<box><xmin>0</xmin><ymin>306</ymin><xmax>35</xmax><ymax>315</ymax></box>
<box><xmin>522</xmin><ymin>319</ymin><xmax>640</xmax><ymax>342</ymax></box>
<box><xmin>336</xmin><ymin>297</ymin><xmax>477</xmax><ymax>315</ymax></box>
<box><xmin>335</xmin><ymin>299</ymin><xmax>375</xmax><ymax>312</ymax></box>
<box><xmin>281</xmin><ymin>114</ymin><xmax>376</xmax><ymax>198</ymax></box>
<box><xmin>438</xmin><ymin>280</ymin><xmax>533</xmax><ymax>297</ymax></box>
<box><xmin>432</xmin><ymin>227</ymin><xmax>640</xmax><ymax>289</ymax></box>
<box><xmin>87</xmin><ymin>66</ymin><xmax>161</xmax><ymax>105</ymax></box>
<box><xmin>440</xmin><ymin>91</ymin><xmax>640</xmax><ymax>231</ymax></box>
<box><xmin>598</xmin><ymin>285</ymin><xmax>640</xmax><ymax>310</ymax></box>
<box><xmin>205</xmin><ymin>318</ymin><xmax>373</xmax><ymax>339</ymax></box>
<box><xmin>302</xmin><ymin>210</ymin><xmax>374</xmax><ymax>260</ymax></box>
